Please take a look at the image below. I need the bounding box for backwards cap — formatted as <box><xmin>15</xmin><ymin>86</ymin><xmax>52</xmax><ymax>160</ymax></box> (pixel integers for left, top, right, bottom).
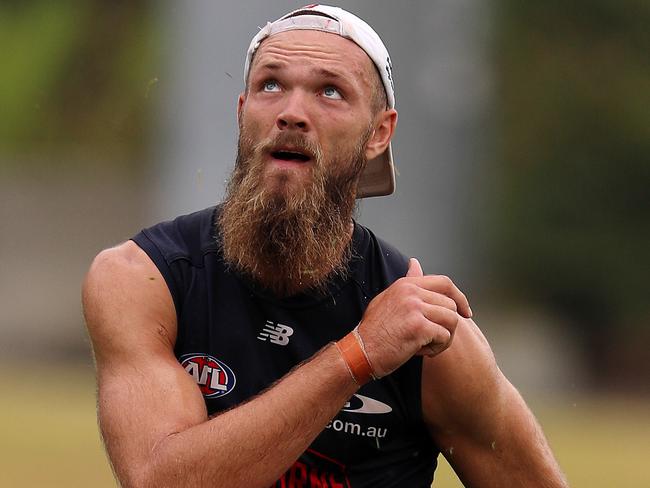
<box><xmin>244</xmin><ymin>4</ymin><xmax>396</xmax><ymax>198</ymax></box>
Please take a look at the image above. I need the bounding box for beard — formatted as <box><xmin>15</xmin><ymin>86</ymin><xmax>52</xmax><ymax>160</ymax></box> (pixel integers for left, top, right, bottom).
<box><xmin>218</xmin><ymin>125</ymin><xmax>371</xmax><ymax>297</ymax></box>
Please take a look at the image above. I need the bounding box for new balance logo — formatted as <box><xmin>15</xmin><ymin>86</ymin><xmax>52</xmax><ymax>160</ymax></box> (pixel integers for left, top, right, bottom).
<box><xmin>257</xmin><ymin>320</ymin><xmax>294</xmax><ymax>346</ymax></box>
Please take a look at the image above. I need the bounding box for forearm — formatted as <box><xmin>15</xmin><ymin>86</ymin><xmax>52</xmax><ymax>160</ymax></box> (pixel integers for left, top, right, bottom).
<box><xmin>138</xmin><ymin>344</ymin><xmax>358</xmax><ymax>488</ymax></box>
<box><xmin>443</xmin><ymin>378</ymin><xmax>568</xmax><ymax>488</ymax></box>
<box><xmin>487</xmin><ymin>381</ymin><xmax>568</xmax><ymax>487</ymax></box>
<box><xmin>422</xmin><ymin>319</ymin><xmax>567</xmax><ymax>488</ymax></box>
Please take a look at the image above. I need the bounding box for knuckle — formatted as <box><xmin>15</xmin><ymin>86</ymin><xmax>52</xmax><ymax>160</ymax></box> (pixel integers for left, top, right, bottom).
<box><xmin>389</xmin><ymin>280</ymin><xmax>405</xmax><ymax>296</ymax></box>
<box><xmin>436</xmin><ymin>307</ymin><xmax>458</xmax><ymax>329</ymax></box>
<box><xmin>435</xmin><ymin>274</ymin><xmax>453</xmax><ymax>291</ymax></box>
<box><xmin>397</xmin><ymin>279</ymin><xmax>416</xmax><ymax>294</ymax></box>
<box><xmin>446</xmin><ymin>307</ymin><xmax>460</xmax><ymax>324</ymax></box>
<box><xmin>404</xmin><ymin>314</ymin><xmax>426</xmax><ymax>340</ymax></box>
<box><xmin>429</xmin><ymin>325</ymin><xmax>451</xmax><ymax>345</ymax></box>
<box><xmin>393</xmin><ymin>285</ymin><xmax>418</xmax><ymax>307</ymax></box>
<box><xmin>394</xmin><ymin>277</ymin><xmax>410</xmax><ymax>289</ymax></box>
<box><xmin>447</xmin><ymin>315</ymin><xmax>459</xmax><ymax>333</ymax></box>
<box><xmin>443</xmin><ymin>295</ymin><xmax>458</xmax><ymax>312</ymax></box>
<box><xmin>404</xmin><ymin>294</ymin><xmax>421</xmax><ymax>309</ymax></box>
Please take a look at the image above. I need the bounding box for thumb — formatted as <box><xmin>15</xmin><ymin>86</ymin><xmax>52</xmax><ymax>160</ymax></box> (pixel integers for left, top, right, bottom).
<box><xmin>406</xmin><ymin>257</ymin><xmax>424</xmax><ymax>277</ymax></box>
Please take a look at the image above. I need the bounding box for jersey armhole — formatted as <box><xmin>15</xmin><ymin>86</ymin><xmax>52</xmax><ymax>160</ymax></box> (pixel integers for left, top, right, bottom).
<box><xmin>131</xmin><ymin>232</ymin><xmax>182</xmax><ymax>318</ymax></box>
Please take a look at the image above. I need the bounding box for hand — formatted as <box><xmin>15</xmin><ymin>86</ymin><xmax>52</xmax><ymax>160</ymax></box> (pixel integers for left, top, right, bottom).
<box><xmin>357</xmin><ymin>258</ymin><xmax>472</xmax><ymax>377</ymax></box>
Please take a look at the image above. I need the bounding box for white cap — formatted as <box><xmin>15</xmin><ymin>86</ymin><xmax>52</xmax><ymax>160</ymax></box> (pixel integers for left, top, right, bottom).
<box><xmin>244</xmin><ymin>4</ymin><xmax>396</xmax><ymax>198</ymax></box>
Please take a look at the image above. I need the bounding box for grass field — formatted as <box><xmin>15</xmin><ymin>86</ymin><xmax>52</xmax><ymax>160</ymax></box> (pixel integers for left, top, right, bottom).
<box><xmin>1</xmin><ymin>363</ymin><xmax>648</xmax><ymax>487</ymax></box>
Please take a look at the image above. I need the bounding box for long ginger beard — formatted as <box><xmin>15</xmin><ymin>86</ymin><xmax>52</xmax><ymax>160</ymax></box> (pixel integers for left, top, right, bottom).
<box><xmin>219</xmin><ymin>127</ymin><xmax>370</xmax><ymax>297</ymax></box>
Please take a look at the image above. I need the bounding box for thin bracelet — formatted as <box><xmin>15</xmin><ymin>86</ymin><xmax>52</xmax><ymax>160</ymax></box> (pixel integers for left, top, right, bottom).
<box><xmin>335</xmin><ymin>341</ymin><xmax>360</xmax><ymax>387</ymax></box>
<box><xmin>352</xmin><ymin>325</ymin><xmax>378</xmax><ymax>380</ymax></box>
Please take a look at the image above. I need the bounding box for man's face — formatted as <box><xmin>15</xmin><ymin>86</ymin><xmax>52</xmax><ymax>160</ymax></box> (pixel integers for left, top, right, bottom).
<box><xmin>237</xmin><ymin>29</ymin><xmax>380</xmax><ymax>195</ymax></box>
<box><xmin>219</xmin><ymin>30</ymin><xmax>392</xmax><ymax>296</ymax></box>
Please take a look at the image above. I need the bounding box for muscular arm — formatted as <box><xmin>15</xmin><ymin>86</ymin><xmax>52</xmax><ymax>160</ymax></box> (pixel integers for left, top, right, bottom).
<box><xmin>83</xmin><ymin>242</ymin><xmax>359</xmax><ymax>488</ymax></box>
<box><xmin>422</xmin><ymin>318</ymin><xmax>568</xmax><ymax>487</ymax></box>
<box><xmin>85</xmin><ymin>246</ymin><xmax>471</xmax><ymax>487</ymax></box>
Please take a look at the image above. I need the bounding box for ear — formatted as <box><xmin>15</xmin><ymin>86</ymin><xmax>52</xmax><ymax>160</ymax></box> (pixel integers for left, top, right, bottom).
<box><xmin>365</xmin><ymin>109</ymin><xmax>398</xmax><ymax>161</ymax></box>
<box><xmin>237</xmin><ymin>92</ymin><xmax>246</xmax><ymax>123</ymax></box>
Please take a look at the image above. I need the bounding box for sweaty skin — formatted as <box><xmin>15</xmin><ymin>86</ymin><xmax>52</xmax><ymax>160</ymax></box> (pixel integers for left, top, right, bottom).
<box><xmin>83</xmin><ymin>29</ymin><xmax>567</xmax><ymax>488</ymax></box>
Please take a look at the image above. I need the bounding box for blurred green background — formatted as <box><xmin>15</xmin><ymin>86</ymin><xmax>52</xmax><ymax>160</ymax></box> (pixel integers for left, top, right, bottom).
<box><xmin>0</xmin><ymin>1</ymin><xmax>648</xmax><ymax>486</ymax></box>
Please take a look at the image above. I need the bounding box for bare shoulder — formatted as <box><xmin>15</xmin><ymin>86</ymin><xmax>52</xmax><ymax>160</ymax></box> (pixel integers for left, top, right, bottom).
<box><xmin>82</xmin><ymin>240</ymin><xmax>177</xmax><ymax>363</ymax></box>
<box><xmin>421</xmin><ymin>317</ymin><xmax>503</xmax><ymax>434</ymax></box>
<box><xmin>83</xmin><ymin>242</ymin><xmax>209</xmax><ymax>485</ymax></box>
<box><xmin>85</xmin><ymin>240</ymin><xmax>157</xmax><ymax>283</ymax></box>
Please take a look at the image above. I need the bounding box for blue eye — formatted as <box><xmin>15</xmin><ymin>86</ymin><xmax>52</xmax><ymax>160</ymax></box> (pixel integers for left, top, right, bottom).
<box><xmin>323</xmin><ymin>86</ymin><xmax>342</xmax><ymax>99</ymax></box>
<box><xmin>263</xmin><ymin>80</ymin><xmax>280</xmax><ymax>92</ymax></box>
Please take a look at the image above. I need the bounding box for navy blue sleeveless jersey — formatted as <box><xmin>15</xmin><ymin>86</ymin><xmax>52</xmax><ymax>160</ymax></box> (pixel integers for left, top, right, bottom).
<box><xmin>132</xmin><ymin>206</ymin><xmax>439</xmax><ymax>487</ymax></box>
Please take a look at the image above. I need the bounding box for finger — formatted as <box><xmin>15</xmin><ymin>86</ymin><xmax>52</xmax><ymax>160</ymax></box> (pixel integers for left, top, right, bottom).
<box><xmin>421</xmin><ymin>304</ymin><xmax>459</xmax><ymax>335</ymax></box>
<box><xmin>406</xmin><ymin>257</ymin><xmax>424</xmax><ymax>278</ymax></box>
<box><xmin>415</xmin><ymin>340</ymin><xmax>451</xmax><ymax>357</ymax></box>
<box><xmin>415</xmin><ymin>312</ymin><xmax>457</xmax><ymax>357</ymax></box>
<box><xmin>410</xmin><ymin>275</ymin><xmax>472</xmax><ymax>318</ymax></box>
<box><xmin>412</xmin><ymin>287</ymin><xmax>458</xmax><ymax>313</ymax></box>
<box><xmin>414</xmin><ymin>323</ymin><xmax>452</xmax><ymax>356</ymax></box>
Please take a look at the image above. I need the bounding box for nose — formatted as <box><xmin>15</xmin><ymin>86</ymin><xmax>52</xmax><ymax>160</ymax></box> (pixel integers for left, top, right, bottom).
<box><xmin>276</xmin><ymin>91</ymin><xmax>310</xmax><ymax>132</ymax></box>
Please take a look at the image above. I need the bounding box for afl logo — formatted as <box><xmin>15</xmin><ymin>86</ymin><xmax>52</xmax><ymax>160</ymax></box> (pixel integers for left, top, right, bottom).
<box><xmin>180</xmin><ymin>354</ymin><xmax>236</xmax><ymax>398</ymax></box>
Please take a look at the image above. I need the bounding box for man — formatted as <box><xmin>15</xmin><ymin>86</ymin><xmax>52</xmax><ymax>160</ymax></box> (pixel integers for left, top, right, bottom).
<box><xmin>83</xmin><ymin>5</ymin><xmax>567</xmax><ymax>487</ymax></box>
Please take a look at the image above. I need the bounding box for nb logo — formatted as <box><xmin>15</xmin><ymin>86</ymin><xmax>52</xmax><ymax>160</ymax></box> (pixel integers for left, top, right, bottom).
<box><xmin>257</xmin><ymin>320</ymin><xmax>294</xmax><ymax>346</ymax></box>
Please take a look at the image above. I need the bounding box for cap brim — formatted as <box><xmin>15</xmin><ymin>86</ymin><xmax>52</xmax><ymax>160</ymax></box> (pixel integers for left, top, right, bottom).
<box><xmin>356</xmin><ymin>144</ymin><xmax>395</xmax><ymax>198</ymax></box>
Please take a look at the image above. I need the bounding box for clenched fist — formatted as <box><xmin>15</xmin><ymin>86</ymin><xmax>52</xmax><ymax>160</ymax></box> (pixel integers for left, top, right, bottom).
<box><xmin>358</xmin><ymin>258</ymin><xmax>472</xmax><ymax>378</ymax></box>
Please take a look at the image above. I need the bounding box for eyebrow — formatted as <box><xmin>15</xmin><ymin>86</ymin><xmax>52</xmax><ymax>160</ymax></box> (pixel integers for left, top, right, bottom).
<box><xmin>257</xmin><ymin>63</ymin><xmax>345</xmax><ymax>80</ymax></box>
<box><xmin>258</xmin><ymin>62</ymin><xmax>284</xmax><ymax>72</ymax></box>
<box><xmin>313</xmin><ymin>67</ymin><xmax>341</xmax><ymax>77</ymax></box>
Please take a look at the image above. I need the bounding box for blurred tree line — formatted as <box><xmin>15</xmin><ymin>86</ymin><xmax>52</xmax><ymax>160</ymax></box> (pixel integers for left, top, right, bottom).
<box><xmin>0</xmin><ymin>0</ymin><xmax>156</xmax><ymax>170</ymax></box>
<box><xmin>1</xmin><ymin>0</ymin><xmax>647</xmax><ymax>391</ymax></box>
<box><xmin>492</xmin><ymin>0</ymin><xmax>650</xmax><ymax>391</ymax></box>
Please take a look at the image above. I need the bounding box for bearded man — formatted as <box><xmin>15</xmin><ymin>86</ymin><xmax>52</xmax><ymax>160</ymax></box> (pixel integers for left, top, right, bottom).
<box><xmin>83</xmin><ymin>5</ymin><xmax>567</xmax><ymax>487</ymax></box>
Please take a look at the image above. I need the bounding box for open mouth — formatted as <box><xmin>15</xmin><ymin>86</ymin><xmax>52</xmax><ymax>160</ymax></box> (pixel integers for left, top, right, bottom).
<box><xmin>270</xmin><ymin>150</ymin><xmax>311</xmax><ymax>163</ymax></box>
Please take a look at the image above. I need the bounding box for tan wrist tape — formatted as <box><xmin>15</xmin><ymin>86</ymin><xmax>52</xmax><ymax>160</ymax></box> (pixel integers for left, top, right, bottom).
<box><xmin>335</xmin><ymin>329</ymin><xmax>376</xmax><ymax>386</ymax></box>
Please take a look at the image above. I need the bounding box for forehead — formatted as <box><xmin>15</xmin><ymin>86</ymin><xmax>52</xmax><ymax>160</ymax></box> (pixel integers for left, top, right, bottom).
<box><xmin>250</xmin><ymin>30</ymin><xmax>375</xmax><ymax>81</ymax></box>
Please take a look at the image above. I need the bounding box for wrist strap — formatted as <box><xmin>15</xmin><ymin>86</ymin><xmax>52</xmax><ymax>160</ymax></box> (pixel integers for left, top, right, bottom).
<box><xmin>335</xmin><ymin>327</ymin><xmax>376</xmax><ymax>386</ymax></box>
